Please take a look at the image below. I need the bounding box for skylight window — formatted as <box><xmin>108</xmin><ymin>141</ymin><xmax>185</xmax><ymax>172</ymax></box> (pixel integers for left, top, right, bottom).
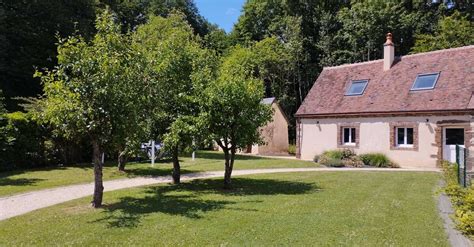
<box><xmin>345</xmin><ymin>80</ymin><xmax>368</xmax><ymax>96</ymax></box>
<box><xmin>411</xmin><ymin>73</ymin><xmax>440</xmax><ymax>91</ymax></box>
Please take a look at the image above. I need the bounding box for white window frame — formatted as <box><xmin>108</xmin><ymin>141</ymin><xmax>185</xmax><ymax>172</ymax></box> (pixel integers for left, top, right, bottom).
<box><xmin>342</xmin><ymin>127</ymin><xmax>356</xmax><ymax>146</ymax></box>
<box><xmin>345</xmin><ymin>79</ymin><xmax>369</xmax><ymax>96</ymax></box>
<box><xmin>410</xmin><ymin>72</ymin><xmax>440</xmax><ymax>91</ymax></box>
<box><xmin>396</xmin><ymin>127</ymin><xmax>414</xmax><ymax>147</ymax></box>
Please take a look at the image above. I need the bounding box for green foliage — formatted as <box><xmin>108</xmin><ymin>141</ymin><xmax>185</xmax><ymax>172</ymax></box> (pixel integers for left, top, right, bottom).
<box><xmin>411</xmin><ymin>11</ymin><xmax>474</xmax><ymax>53</ymax></box>
<box><xmin>1</xmin><ymin>0</ymin><xmax>212</xmax><ymax>111</ymax></box>
<box><xmin>318</xmin><ymin>1</ymin><xmax>416</xmax><ymax>66</ymax></box>
<box><xmin>318</xmin><ymin>156</ymin><xmax>345</xmax><ymax>167</ymax></box>
<box><xmin>145</xmin><ymin>0</ymin><xmax>211</xmax><ymax>37</ymax></box>
<box><xmin>0</xmin><ymin>112</ymin><xmax>57</xmax><ymax>171</ymax></box>
<box><xmin>0</xmin><ymin>90</ymin><xmax>6</xmax><ymax>115</ymax></box>
<box><xmin>342</xmin><ymin>156</ymin><xmax>364</xmax><ymax>168</ymax></box>
<box><xmin>320</xmin><ymin>149</ymin><xmax>355</xmax><ymax>160</ymax></box>
<box><xmin>35</xmin><ymin>9</ymin><xmax>148</xmax><ymax>153</ymax></box>
<box><xmin>204</xmin><ymin>26</ymin><xmax>232</xmax><ymax>54</ymax></box>
<box><xmin>201</xmin><ymin>45</ymin><xmax>273</xmax><ymax>161</ymax></box>
<box><xmin>321</xmin><ymin>150</ymin><xmax>345</xmax><ymax>160</ymax></box>
<box><xmin>317</xmin><ymin>149</ymin><xmax>355</xmax><ymax>167</ymax></box>
<box><xmin>440</xmin><ymin>161</ymin><xmax>474</xmax><ymax>235</ymax></box>
<box><xmin>359</xmin><ymin>153</ymin><xmax>396</xmax><ymax>168</ymax></box>
<box><xmin>317</xmin><ymin>150</ymin><xmax>396</xmax><ymax>168</ymax></box>
<box><xmin>1</xmin><ymin>0</ymin><xmax>96</xmax><ymax>110</ymax></box>
<box><xmin>313</xmin><ymin>154</ymin><xmax>320</xmax><ymax>163</ymax></box>
<box><xmin>288</xmin><ymin>144</ymin><xmax>296</xmax><ymax>155</ymax></box>
<box><xmin>133</xmin><ymin>12</ymin><xmax>215</xmax><ymax>153</ymax></box>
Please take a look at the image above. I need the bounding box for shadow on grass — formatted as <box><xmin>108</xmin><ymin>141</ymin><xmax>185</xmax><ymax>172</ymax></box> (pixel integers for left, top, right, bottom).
<box><xmin>185</xmin><ymin>151</ymin><xmax>268</xmax><ymax>161</ymax></box>
<box><xmin>123</xmin><ymin>167</ymin><xmax>201</xmax><ymax>178</ymax></box>
<box><xmin>95</xmin><ymin>177</ymin><xmax>319</xmax><ymax>228</ymax></box>
<box><xmin>0</xmin><ymin>177</ymin><xmax>45</xmax><ymax>187</ymax></box>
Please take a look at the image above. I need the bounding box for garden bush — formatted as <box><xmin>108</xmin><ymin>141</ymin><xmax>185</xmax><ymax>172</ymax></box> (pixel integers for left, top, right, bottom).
<box><xmin>343</xmin><ymin>155</ymin><xmax>364</xmax><ymax>168</ymax></box>
<box><xmin>313</xmin><ymin>154</ymin><xmax>320</xmax><ymax>163</ymax></box>
<box><xmin>441</xmin><ymin>161</ymin><xmax>474</xmax><ymax>235</ymax></box>
<box><xmin>317</xmin><ymin>149</ymin><xmax>356</xmax><ymax>167</ymax></box>
<box><xmin>0</xmin><ymin>112</ymin><xmax>91</xmax><ymax>171</ymax></box>
<box><xmin>318</xmin><ymin>155</ymin><xmax>344</xmax><ymax>167</ymax></box>
<box><xmin>316</xmin><ymin>150</ymin><xmax>398</xmax><ymax>168</ymax></box>
<box><xmin>0</xmin><ymin>112</ymin><xmax>50</xmax><ymax>171</ymax></box>
<box><xmin>359</xmin><ymin>153</ymin><xmax>397</xmax><ymax>168</ymax></box>
<box><xmin>288</xmin><ymin>144</ymin><xmax>296</xmax><ymax>155</ymax></box>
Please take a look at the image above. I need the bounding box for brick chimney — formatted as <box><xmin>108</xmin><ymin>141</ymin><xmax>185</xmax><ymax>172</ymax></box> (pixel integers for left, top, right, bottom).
<box><xmin>383</xmin><ymin>33</ymin><xmax>394</xmax><ymax>71</ymax></box>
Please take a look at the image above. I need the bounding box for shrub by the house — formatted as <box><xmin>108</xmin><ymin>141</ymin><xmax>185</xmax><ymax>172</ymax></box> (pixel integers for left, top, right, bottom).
<box><xmin>317</xmin><ymin>149</ymin><xmax>362</xmax><ymax>167</ymax></box>
<box><xmin>442</xmin><ymin>161</ymin><xmax>474</xmax><ymax>235</ymax></box>
<box><xmin>359</xmin><ymin>153</ymin><xmax>398</xmax><ymax>168</ymax></box>
<box><xmin>316</xmin><ymin>150</ymin><xmax>396</xmax><ymax>168</ymax></box>
<box><xmin>288</xmin><ymin>144</ymin><xmax>296</xmax><ymax>155</ymax></box>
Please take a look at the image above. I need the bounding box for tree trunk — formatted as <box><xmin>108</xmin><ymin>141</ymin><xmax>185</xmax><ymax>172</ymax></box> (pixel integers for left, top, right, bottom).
<box><xmin>91</xmin><ymin>139</ymin><xmax>104</xmax><ymax>208</ymax></box>
<box><xmin>117</xmin><ymin>149</ymin><xmax>127</xmax><ymax>172</ymax></box>
<box><xmin>223</xmin><ymin>148</ymin><xmax>235</xmax><ymax>189</ymax></box>
<box><xmin>172</xmin><ymin>145</ymin><xmax>180</xmax><ymax>184</ymax></box>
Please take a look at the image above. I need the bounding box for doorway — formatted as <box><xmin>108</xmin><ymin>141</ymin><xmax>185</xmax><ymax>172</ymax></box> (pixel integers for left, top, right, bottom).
<box><xmin>443</xmin><ymin>128</ymin><xmax>465</xmax><ymax>163</ymax></box>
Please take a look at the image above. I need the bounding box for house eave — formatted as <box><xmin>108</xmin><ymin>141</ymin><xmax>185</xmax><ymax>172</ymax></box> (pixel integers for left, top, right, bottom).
<box><xmin>295</xmin><ymin>109</ymin><xmax>474</xmax><ymax>119</ymax></box>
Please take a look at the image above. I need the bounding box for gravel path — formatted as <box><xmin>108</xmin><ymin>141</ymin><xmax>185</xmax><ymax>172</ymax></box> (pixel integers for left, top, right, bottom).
<box><xmin>0</xmin><ymin>167</ymin><xmax>439</xmax><ymax>221</ymax></box>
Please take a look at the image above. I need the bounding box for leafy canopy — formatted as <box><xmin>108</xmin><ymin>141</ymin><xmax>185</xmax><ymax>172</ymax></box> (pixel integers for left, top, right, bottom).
<box><xmin>35</xmin><ymin>9</ymin><xmax>147</xmax><ymax>149</ymax></box>
<box><xmin>132</xmin><ymin>12</ymin><xmax>216</xmax><ymax>150</ymax></box>
<box><xmin>411</xmin><ymin>11</ymin><xmax>474</xmax><ymax>53</ymax></box>
<box><xmin>203</xmin><ymin>45</ymin><xmax>273</xmax><ymax>151</ymax></box>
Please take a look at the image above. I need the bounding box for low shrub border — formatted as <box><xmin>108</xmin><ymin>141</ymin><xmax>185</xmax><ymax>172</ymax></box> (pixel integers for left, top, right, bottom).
<box><xmin>360</xmin><ymin>153</ymin><xmax>399</xmax><ymax>168</ymax></box>
<box><xmin>314</xmin><ymin>150</ymin><xmax>397</xmax><ymax>168</ymax></box>
<box><xmin>441</xmin><ymin>161</ymin><xmax>474</xmax><ymax>236</ymax></box>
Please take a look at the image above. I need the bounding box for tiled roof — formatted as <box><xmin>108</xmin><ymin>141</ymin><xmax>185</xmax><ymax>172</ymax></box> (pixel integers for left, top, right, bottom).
<box><xmin>296</xmin><ymin>45</ymin><xmax>474</xmax><ymax>117</ymax></box>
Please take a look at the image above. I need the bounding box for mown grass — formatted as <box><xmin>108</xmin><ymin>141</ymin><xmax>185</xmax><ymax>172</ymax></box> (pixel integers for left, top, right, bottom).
<box><xmin>0</xmin><ymin>171</ymin><xmax>447</xmax><ymax>246</ymax></box>
<box><xmin>0</xmin><ymin>151</ymin><xmax>316</xmax><ymax>196</ymax></box>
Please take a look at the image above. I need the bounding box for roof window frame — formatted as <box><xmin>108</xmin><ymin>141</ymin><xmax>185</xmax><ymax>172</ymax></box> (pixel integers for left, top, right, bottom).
<box><xmin>345</xmin><ymin>79</ymin><xmax>369</xmax><ymax>96</ymax></box>
<box><xmin>410</xmin><ymin>72</ymin><xmax>440</xmax><ymax>91</ymax></box>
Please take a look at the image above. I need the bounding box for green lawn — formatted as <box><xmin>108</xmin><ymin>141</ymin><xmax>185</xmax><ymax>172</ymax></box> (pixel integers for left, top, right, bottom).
<box><xmin>0</xmin><ymin>151</ymin><xmax>316</xmax><ymax>197</ymax></box>
<box><xmin>0</xmin><ymin>171</ymin><xmax>447</xmax><ymax>246</ymax></box>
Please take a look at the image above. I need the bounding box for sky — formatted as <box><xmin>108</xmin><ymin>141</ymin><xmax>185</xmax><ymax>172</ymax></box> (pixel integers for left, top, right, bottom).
<box><xmin>194</xmin><ymin>0</ymin><xmax>245</xmax><ymax>33</ymax></box>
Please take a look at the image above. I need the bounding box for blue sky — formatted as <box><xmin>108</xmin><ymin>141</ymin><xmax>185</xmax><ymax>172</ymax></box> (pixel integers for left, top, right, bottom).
<box><xmin>194</xmin><ymin>0</ymin><xmax>245</xmax><ymax>33</ymax></box>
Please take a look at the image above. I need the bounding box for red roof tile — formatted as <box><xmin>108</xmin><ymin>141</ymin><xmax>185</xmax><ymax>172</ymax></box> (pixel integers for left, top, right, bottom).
<box><xmin>296</xmin><ymin>46</ymin><xmax>474</xmax><ymax>117</ymax></box>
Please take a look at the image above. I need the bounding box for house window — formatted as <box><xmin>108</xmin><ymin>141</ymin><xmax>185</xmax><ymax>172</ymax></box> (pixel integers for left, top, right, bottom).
<box><xmin>396</xmin><ymin>127</ymin><xmax>414</xmax><ymax>147</ymax></box>
<box><xmin>343</xmin><ymin>127</ymin><xmax>356</xmax><ymax>145</ymax></box>
<box><xmin>411</xmin><ymin>73</ymin><xmax>439</xmax><ymax>91</ymax></box>
<box><xmin>345</xmin><ymin>80</ymin><xmax>368</xmax><ymax>96</ymax></box>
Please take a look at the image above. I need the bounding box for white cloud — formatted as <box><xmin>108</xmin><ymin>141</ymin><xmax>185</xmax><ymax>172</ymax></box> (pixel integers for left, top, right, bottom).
<box><xmin>225</xmin><ymin>8</ymin><xmax>238</xmax><ymax>16</ymax></box>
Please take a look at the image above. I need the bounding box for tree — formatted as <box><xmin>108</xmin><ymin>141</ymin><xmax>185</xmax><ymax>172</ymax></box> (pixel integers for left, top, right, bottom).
<box><xmin>318</xmin><ymin>1</ymin><xmax>416</xmax><ymax>66</ymax></box>
<box><xmin>411</xmin><ymin>11</ymin><xmax>474</xmax><ymax>53</ymax></box>
<box><xmin>0</xmin><ymin>90</ymin><xmax>5</xmax><ymax>115</ymax></box>
<box><xmin>133</xmin><ymin>13</ymin><xmax>215</xmax><ymax>183</ymax></box>
<box><xmin>0</xmin><ymin>0</ymin><xmax>96</xmax><ymax>111</ymax></box>
<box><xmin>201</xmin><ymin>46</ymin><xmax>272</xmax><ymax>188</ymax></box>
<box><xmin>204</xmin><ymin>25</ymin><xmax>232</xmax><ymax>54</ymax></box>
<box><xmin>146</xmin><ymin>0</ymin><xmax>211</xmax><ymax>37</ymax></box>
<box><xmin>35</xmin><ymin>9</ymin><xmax>147</xmax><ymax>207</ymax></box>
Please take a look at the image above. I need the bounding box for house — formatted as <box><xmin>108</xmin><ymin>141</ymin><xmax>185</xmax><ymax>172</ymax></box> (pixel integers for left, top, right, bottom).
<box><xmin>295</xmin><ymin>33</ymin><xmax>474</xmax><ymax>171</ymax></box>
<box><xmin>248</xmin><ymin>97</ymin><xmax>289</xmax><ymax>155</ymax></box>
